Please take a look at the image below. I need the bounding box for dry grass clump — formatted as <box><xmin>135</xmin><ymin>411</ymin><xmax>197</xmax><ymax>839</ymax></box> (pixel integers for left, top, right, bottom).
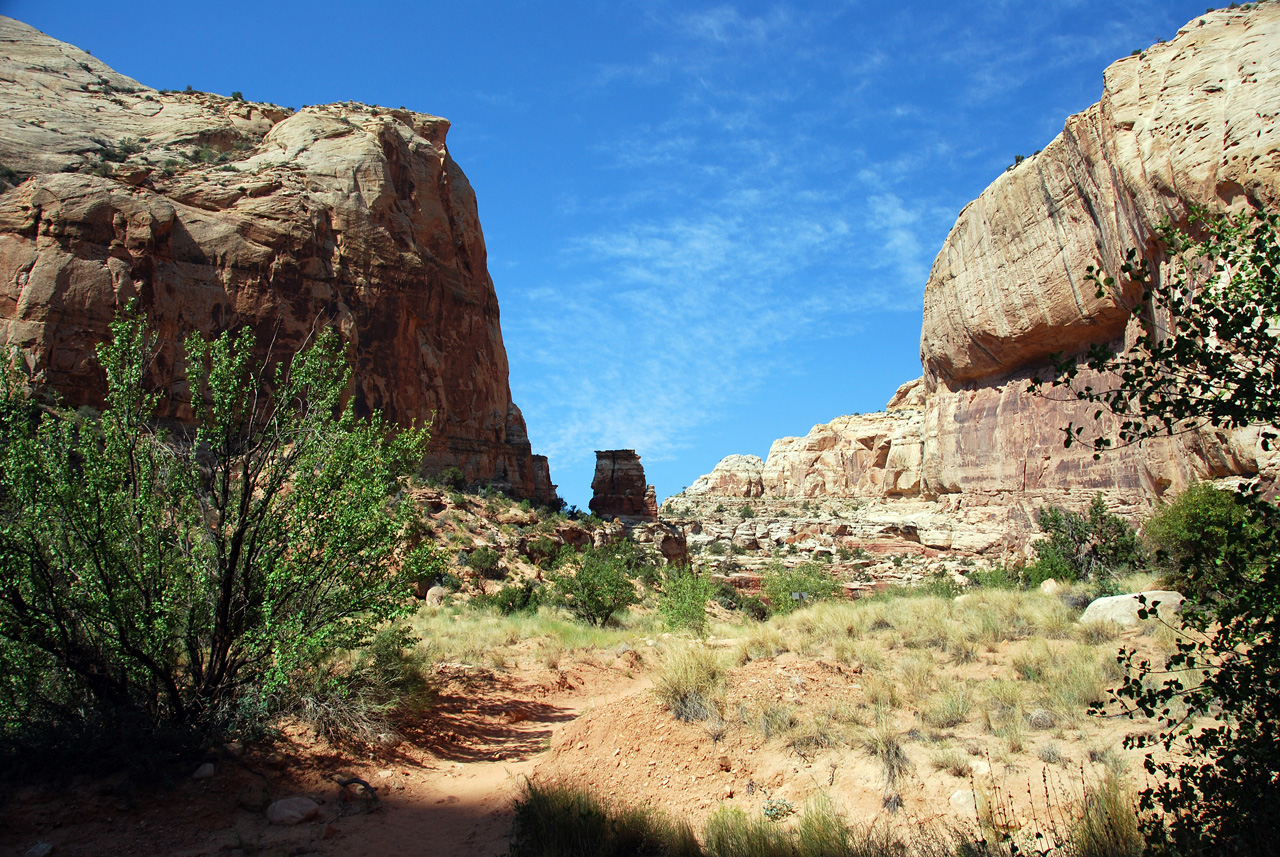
<box><xmin>983</xmin><ymin>680</ymin><xmax>1026</xmax><ymax>753</ymax></box>
<box><xmin>928</xmin><ymin>744</ymin><xmax>973</xmax><ymax>778</ymax></box>
<box><xmin>895</xmin><ymin>650</ymin><xmax>938</xmax><ymax>700</ymax></box>
<box><xmin>654</xmin><ymin>644</ymin><xmax>725</xmax><ymax>723</ymax></box>
<box><xmin>787</xmin><ymin>711</ymin><xmax>844</xmax><ymax>758</ymax></box>
<box><xmin>1075</xmin><ymin>619</ymin><xmax>1121</xmax><ymax>645</ymax></box>
<box><xmin>863</xmin><ymin>675</ymin><xmax>901</xmax><ymax>710</ymax></box>
<box><xmin>757</xmin><ymin>703</ymin><xmax>798</xmax><ymax>739</ymax></box>
<box><xmin>735</xmin><ymin>624</ymin><xmax>788</xmax><ymax>664</ymax></box>
<box><xmin>861</xmin><ymin>720</ymin><xmax>913</xmax><ymax>795</ymax></box>
<box><xmin>1072</xmin><ymin>773</ymin><xmax>1143</xmax><ymax>857</ymax></box>
<box><xmin>833</xmin><ymin>637</ymin><xmax>885</xmax><ymax>671</ymax></box>
<box><xmin>922</xmin><ymin>682</ymin><xmax>975</xmax><ymax>729</ymax></box>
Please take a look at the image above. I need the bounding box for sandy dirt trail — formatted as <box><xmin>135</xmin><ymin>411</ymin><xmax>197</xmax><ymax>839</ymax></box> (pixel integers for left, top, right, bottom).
<box><xmin>0</xmin><ymin>657</ymin><xmax>651</xmax><ymax>857</ymax></box>
<box><xmin>320</xmin><ymin>660</ymin><xmax>652</xmax><ymax>857</ymax></box>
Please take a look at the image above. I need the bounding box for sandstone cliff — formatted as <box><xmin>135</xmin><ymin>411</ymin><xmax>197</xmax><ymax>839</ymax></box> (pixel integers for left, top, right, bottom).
<box><xmin>0</xmin><ymin>18</ymin><xmax>554</xmax><ymax>502</ymax></box>
<box><xmin>672</xmin><ymin>5</ymin><xmax>1280</xmax><ymax>557</ymax></box>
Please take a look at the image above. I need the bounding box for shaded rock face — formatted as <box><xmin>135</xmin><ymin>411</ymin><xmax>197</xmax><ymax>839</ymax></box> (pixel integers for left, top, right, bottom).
<box><xmin>0</xmin><ymin>17</ymin><xmax>554</xmax><ymax>503</ymax></box>
<box><xmin>674</xmin><ymin>6</ymin><xmax>1280</xmax><ymax>553</ymax></box>
<box><xmin>589</xmin><ymin>450</ymin><xmax>657</xmax><ymax>521</ymax></box>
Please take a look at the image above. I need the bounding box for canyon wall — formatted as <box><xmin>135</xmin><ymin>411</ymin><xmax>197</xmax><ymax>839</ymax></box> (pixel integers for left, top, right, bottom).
<box><xmin>673</xmin><ymin>5</ymin><xmax>1280</xmax><ymax>554</ymax></box>
<box><xmin>0</xmin><ymin>18</ymin><xmax>554</xmax><ymax>502</ymax></box>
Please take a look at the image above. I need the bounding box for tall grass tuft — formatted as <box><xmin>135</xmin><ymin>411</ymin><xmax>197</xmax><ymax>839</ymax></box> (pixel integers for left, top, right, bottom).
<box><xmin>654</xmin><ymin>644</ymin><xmax>725</xmax><ymax>722</ymax></box>
<box><xmin>1072</xmin><ymin>774</ymin><xmax>1142</xmax><ymax>857</ymax></box>
<box><xmin>508</xmin><ymin>779</ymin><xmax>701</xmax><ymax>857</ymax></box>
<box><xmin>703</xmin><ymin>806</ymin><xmax>792</xmax><ymax>857</ymax></box>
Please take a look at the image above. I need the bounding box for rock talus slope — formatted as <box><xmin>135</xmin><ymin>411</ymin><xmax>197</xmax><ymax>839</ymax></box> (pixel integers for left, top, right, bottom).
<box><xmin>0</xmin><ymin>17</ymin><xmax>554</xmax><ymax>502</ymax></box>
<box><xmin>675</xmin><ymin>6</ymin><xmax>1280</xmax><ymax>553</ymax></box>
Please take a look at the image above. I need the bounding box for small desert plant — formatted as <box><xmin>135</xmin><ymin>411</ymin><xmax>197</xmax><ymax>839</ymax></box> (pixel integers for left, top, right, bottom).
<box><xmin>736</xmin><ymin>625</ymin><xmax>788</xmax><ymax>663</ymax></box>
<box><xmin>1072</xmin><ymin>773</ymin><xmax>1142</xmax><ymax>857</ymax></box>
<box><xmin>862</xmin><ymin>722</ymin><xmax>912</xmax><ymax>807</ymax></box>
<box><xmin>704</xmin><ymin>806</ymin><xmax>792</xmax><ymax>855</ymax></box>
<box><xmin>654</xmin><ymin>644</ymin><xmax>724</xmax><ymax>723</ymax></box>
<box><xmin>1038</xmin><ymin>743</ymin><xmax>1067</xmax><ymax>766</ymax></box>
<box><xmin>507</xmin><ymin>779</ymin><xmax>700</xmax><ymax>857</ymax></box>
<box><xmin>923</xmin><ymin>683</ymin><xmax>974</xmax><ymax>729</ymax></box>
<box><xmin>466</xmin><ymin>545</ymin><xmax>504</xmax><ymax>579</ymax></box>
<box><xmin>928</xmin><ymin>745</ymin><xmax>973</xmax><ymax>777</ymax></box>
<box><xmin>758</xmin><ymin>704</ymin><xmax>798</xmax><ymax>739</ymax></box>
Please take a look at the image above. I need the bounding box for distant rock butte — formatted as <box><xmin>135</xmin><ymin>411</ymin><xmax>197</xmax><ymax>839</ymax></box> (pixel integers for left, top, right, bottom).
<box><xmin>590</xmin><ymin>450</ymin><xmax>658</xmax><ymax>522</ymax></box>
<box><xmin>0</xmin><ymin>17</ymin><xmax>554</xmax><ymax>502</ymax></box>
<box><xmin>674</xmin><ymin>6</ymin><xmax>1280</xmax><ymax>553</ymax></box>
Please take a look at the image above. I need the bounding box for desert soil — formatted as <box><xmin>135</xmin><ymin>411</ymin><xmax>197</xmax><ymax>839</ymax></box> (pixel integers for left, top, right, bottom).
<box><xmin>0</xmin><ymin>624</ymin><xmax>1162</xmax><ymax>857</ymax></box>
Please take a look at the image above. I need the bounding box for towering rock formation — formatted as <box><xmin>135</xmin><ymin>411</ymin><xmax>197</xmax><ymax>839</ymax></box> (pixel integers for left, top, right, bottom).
<box><xmin>674</xmin><ymin>5</ymin><xmax>1280</xmax><ymax>553</ymax></box>
<box><xmin>917</xmin><ymin>4</ymin><xmax>1280</xmax><ymax>505</ymax></box>
<box><xmin>0</xmin><ymin>18</ymin><xmax>555</xmax><ymax>502</ymax></box>
<box><xmin>590</xmin><ymin>450</ymin><xmax>658</xmax><ymax>521</ymax></box>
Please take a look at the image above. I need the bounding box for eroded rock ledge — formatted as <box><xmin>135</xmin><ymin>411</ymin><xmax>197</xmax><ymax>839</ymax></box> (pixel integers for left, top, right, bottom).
<box><xmin>0</xmin><ymin>17</ymin><xmax>554</xmax><ymax>502</ymax></box>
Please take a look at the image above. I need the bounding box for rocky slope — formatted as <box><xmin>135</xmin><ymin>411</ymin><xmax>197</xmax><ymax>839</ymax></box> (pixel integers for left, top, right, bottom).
<box><xmin>0</xmin><ymin>17</ymin><xmax>554</xmax><ymax>502</ymax></box>
<box><xmin>670</xmin><ymin>5</ymin><xmax>1280</xmax><ymax>560</ymax></box>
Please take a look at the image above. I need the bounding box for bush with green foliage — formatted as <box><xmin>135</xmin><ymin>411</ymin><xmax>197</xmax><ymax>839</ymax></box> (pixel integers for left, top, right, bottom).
<box><xmin>1024</xmin><ymin>494</ymin><xmax>1142</xmax><ymax>587</ymax></box>
<box><xmin>0</xmin><ymin>312</ymin><xmax>431</xmax><ymax>763</ymax></box>
<box><xmin>474</xmin><ymin>580</ymin><xmax>542</xmax><ymax>615</ymax></box>
<box><xmin>712</xmin><ymin>582</ymin><xmax>768</xmax><ymax>621</ymax></box>
<box><xmin>659</xmin><ymin>570</ymin><xmax>713</xmax><ymax>635</ymax></box>
<box><xmin>761</xmin><ymin>561</ymin><xmax>840</xmax><ymax>614</ymax></box>
<box><xmin>1142</xmin><ymin>482</ymin><xmax>1246</xmax><ymax>601</ymax></box>
<box><xmin>550</xmin><ymin>541</ymin><xmax>644</xmax><ymax>626</ymax></box>
<box><xmin>465</xmin><ymin>545</ymin><xmax>504</xmax><ymax>580</ymax></box>
<box><xmin>438</xmin><ymin>465</ymin><xmax>466</xmax><ymax>488</ymax></box>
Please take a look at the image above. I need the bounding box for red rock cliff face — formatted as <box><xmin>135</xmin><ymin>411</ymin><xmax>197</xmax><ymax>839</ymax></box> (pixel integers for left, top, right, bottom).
<box><xmin>0</xmin><ymin>18</ymin><xmax>554</xmax><ymax>503</ymax></box>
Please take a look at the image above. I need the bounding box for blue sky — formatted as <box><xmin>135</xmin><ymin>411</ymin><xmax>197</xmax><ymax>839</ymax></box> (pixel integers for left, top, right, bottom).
<box><xmin>6</xmin><ymin>0</ymin><xmax>1215</xmax><ymax>508</ymax></box>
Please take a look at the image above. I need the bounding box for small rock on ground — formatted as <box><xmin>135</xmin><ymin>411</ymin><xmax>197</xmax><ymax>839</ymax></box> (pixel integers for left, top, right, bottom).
<box><xmin>266</xmin><ymin>796</ymin><xmax>321</xmax><ymax>826</ymax></box>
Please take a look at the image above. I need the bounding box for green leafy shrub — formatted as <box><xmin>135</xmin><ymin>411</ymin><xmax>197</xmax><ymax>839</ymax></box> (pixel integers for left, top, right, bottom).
<box><xmin>550</xmin><ymin>542</ymin><xmax>642</xmax><ymax>626</ymax></box>
<box><xmin>466</xmin><ymin>546</ymin><xmax>504</xmax><ymax>579</ymax></box>
<box><xmin>1142</xmin><ymin>482</ymin><xmax>1246</xmax><ymax>601</ymax></box>
<box><xmin>1025</xmin><ymin>494</ymin><xmax>1142</xmax><ymax>586</ymax></box>
<box><xmin>970</xmin><ymin>564</ymin><xmax>1021</xmax><ymax>590</ymax></box>
<box><xmin>659</xmin><ymin>570</ymin><xmax>714</xmax><ymax>635</ymax></box>
<box><xmin>739</xmin><ymin>505</ymin><xmax>755</xmax><ymax>519</ymax></box>
<box><xmin>474</xmin><ymin>580</ymin><xmax>542</xmax><ymax>615</ymax></box>
<box><xmin>0</xmin><ymin>312</ymin><xmax>427</xmax><ymax>766</ymax></box>
<box><xmin>761</xmin><ymin>562</ymin><xmax>840</xmax><ymax>614</ymax></box>
<box><xmin>713</xmin><ymin>583</ymin><xmax>768</xmax><ymax>621</ymax></box>
<box><xmin>438</xmin><ymin>465</ymin><xmax>465</xmax><ymax>488</ymax></box>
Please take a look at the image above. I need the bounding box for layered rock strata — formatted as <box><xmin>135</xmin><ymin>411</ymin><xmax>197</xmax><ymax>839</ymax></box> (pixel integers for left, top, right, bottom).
<box><xmin>0</xmin><ymin>17</ymin><xmax>554</xmax><ymax>502</ymax></box>
<box><xmin>670</xmin><ymin>6</ymin><xmax>1280</xmax><ymax>556</ymax></box>
<box><xmin>589</xmin><ymin>450</ymin><xmax>658</xmax><ymax>521</ymax></box>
